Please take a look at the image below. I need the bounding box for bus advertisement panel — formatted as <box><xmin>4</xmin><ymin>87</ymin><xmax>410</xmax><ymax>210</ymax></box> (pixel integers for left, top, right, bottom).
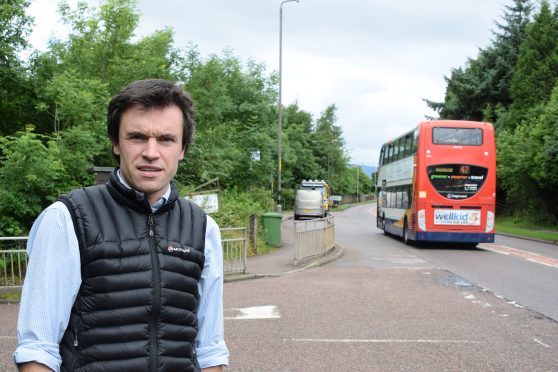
<box><xmin>376</xmin><ymin>120</ymin><xmax>496</xmax><ymax>246</ymax></box>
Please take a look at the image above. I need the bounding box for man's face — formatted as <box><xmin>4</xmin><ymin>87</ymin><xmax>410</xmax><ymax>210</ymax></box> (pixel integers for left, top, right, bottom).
<box><xmin>113</xmin><ymin>105</ymin><xmax>185</xmax><ymax>205</ymax></box>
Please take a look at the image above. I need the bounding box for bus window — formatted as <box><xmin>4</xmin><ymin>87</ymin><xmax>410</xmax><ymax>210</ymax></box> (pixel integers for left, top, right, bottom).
<box><xmin>412</xmin><ymin>129</ymin><xmax>419</xmax><ymax>153</ymax></box>
<box><xmin>404</xmin><ymin>134</ymin><xmax>412</xmax><ymax>157</ymax></box>
<box><xmin>433</xmin><ymin>127</ymin><xmax>483</xmax><ymax>145</ymax></box>
<box><xmin>402</xmin><ymin>186</ymin><xmax>409</xmax><ymax>208</ymax></box>
<box><xmin>382</xmin><ymin>146</ymin><xmax>389</xmax><ymax>165</ymax></box>
<box><xmin>427</xmin><ymin>164</ymin><xmax>488</xmax><ymax>199</ymax></box>
<box><xmin>393</xmin><ymin>140</ymin><xmax>400</xmax><ymax>161</ymax></box>
<box><xmin>397</xmin><ymin>187</ymin><xmax>403</xmax><ymax>208</ymax></box>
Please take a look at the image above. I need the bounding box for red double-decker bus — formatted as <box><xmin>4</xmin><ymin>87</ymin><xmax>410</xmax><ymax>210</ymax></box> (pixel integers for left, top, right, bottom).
<box><xmin>376</xmin><ymin>120</ymin><xmax>496</xmax><ymax>246</ymax></box>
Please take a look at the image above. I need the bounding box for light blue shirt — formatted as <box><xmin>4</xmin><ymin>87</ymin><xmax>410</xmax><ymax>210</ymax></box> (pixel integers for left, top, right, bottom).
<box><xmin>14</xmin><ymin>181</ymin><xmax>229</xmax><ymax>371</ymax></box>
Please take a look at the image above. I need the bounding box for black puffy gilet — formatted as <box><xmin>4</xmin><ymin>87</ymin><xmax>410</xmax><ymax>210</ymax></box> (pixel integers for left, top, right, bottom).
<box><xmin>58</xmin><ymin>171</ymin><xmax>206</xmax><ymax>372</ymax></box>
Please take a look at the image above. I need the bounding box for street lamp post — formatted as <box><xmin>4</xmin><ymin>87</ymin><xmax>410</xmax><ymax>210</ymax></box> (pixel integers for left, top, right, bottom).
<box><xmin>277</xmin><ymin>0</ymin><xmax>299</xmax><ymax>214</ymax></box>
<box><xmin>356</xmin><ymin>165</ymin><xmax>359</xmax><ymax>203</ymax></box>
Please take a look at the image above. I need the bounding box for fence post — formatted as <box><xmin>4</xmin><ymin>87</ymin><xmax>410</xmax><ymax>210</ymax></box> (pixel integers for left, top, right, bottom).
<box><xmin>249</xmin><ymin>214</ymin><xmax>257</xmax><ymax>254</ymax></box>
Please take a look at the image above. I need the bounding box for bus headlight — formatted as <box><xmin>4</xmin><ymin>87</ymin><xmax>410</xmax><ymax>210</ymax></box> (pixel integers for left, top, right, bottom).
<box><xmin>418</xmin><ymin>209</ymin><xmax>426</xmax><ymax>231</ymax></box>
<box><xmin>486</xmin><ymin>211</ymin><xmax>495</xmax><ymax>232</ymax></box>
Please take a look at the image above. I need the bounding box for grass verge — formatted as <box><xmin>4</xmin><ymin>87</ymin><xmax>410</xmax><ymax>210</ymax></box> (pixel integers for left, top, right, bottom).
<box><xmin>0</xmin><ymin>291</ymin><xmax>20</xmax><ymax>301</ymax></box>
<box><xmin>496</xmin><ymin>218</ymin><xmax>558</xmax><ymax>243</ymax></box>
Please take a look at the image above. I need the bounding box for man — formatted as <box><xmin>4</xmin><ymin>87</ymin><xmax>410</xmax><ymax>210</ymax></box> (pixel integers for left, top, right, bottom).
<box><xmin>14</xmin><ymin>79</ymin><xmax>229</xmax><ymax>371</ymax></box>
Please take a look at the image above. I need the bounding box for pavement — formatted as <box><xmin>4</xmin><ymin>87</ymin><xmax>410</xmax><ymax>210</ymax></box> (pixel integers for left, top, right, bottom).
<box><xmin>224</xmin><ymin>213</ymin><xmax>343</xmax><ymax>282</ymax></box>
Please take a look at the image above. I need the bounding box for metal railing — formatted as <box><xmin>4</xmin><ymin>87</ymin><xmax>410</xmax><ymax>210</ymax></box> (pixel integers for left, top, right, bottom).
<box><xmin>220</xmin><ymin>227</ymin><xmax>248</xmax><ymax>275</ymax></box>
<box><xmin>0</xmin><ymin>228</ymin><xmax>247</xmax><ymax>290</ymax></box>
<box><xmin>293</xmin><ymin>215</ymin><xmax>335</xmax><ymax>266</ymax></box>
<box><xmin>0</xmin><ymin>237</ymin><xmax>28</xmax><ymax>289</ymax></box>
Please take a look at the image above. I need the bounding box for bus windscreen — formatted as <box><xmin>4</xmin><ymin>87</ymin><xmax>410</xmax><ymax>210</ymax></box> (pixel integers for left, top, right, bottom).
<box><xmin>432</xmin><ymin>127</ymin><xmax>482</xmax><ymax>145</ymax></box>
<box><xmin>427</xmin><ymin>164</ymin><xmax>488</xmax><ymax>199</ymax></box>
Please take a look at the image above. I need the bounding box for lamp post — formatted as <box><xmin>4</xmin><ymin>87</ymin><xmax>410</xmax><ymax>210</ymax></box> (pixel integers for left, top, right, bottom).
<box><xmin>277</xmin><ymin>0</ymin><xmax>299</xmax><ymax>213</ymax></box>
<box><xmin>356</xmin><ymin>165</ymin><xmax>359</xmax><ymax>203</ymax></box>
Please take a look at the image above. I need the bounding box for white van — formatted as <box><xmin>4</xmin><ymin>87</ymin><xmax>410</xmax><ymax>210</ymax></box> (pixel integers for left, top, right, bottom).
<box><xmin>294</xmin><ymin>189</ymin><xmax>326</xmax><ymax>220</ymax></box>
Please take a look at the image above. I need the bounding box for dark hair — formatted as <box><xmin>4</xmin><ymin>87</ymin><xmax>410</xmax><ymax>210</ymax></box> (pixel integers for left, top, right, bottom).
<box><xmin>107</xmin><ymin>79</ymin><xmax>196</xmax><ymax>161</ymax></box>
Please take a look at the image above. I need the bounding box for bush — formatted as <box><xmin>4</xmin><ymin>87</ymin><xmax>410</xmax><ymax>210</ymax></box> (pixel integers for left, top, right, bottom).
<box><xmin>179</xmin><ymin>187</ymin><xmax>276</xmax><ymax>255</ymax></box>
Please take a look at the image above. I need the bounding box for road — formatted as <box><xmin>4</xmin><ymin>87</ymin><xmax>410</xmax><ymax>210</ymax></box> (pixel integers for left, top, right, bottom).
<box><xmin>335</xmin><ymin>203</ymin><xmax>558</xmax><ymax>321</ymax></box>
<box><xmin>1</xmin><ymin>203</ymin><xmax>557</xmax><ymax>371</ymax></box>
<box><xmin>223</xmin><ymin>203</ymin><xmax>558</xmax><ymax>371</ymax></box>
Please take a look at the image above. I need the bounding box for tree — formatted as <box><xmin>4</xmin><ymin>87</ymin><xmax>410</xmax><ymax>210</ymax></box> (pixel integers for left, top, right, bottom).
<box><xmin>0</xmin><ymin>0</ymin><xmax>36</xmax><ymax>134</ymax></box>
<box><xmin>510</xmin><ymin>0</ymin><xmax>558</xmax><ymax>111</ymax></box>
<box><xmin>0</xmin><ymin>130</ymin><xmax>67</xmax><ymax>234</ymax></box>
<box><xmin>180</xmin><ymin>50</ymin><xmax>277</xmax><ymax>190</ymax></box>
<box><xmin>29</xmin><ymin>0</ymin><xmax>180</xmax><ymax>133</ymax></box>
<box><xmin>425</xmin><ymin>0</ymin><xmax>532</xmax><ymax>123</ymax></box>
<box><xmin>282</xmin><ymin>103</ymin><xmax>320</xmax><ymax>187</ymax></box>
<box><xmin>312</xmin><ymin>105</ymin><xmax>348</xmax><ymax>193</ymax></box>
<box><xmin>497</xmin><ymin>83</ymin><xmax>558</xmax><ymax>224</ymax></box>
<box><xmin>489</xmin><ymin>0</ymin><xmax>533</xmax><ymax>109</ymax></box>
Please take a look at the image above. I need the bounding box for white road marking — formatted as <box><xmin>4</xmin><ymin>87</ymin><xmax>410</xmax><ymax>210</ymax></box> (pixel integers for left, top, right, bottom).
<box><xmin>480</xmin><ymin>244</ymin><xmax>558</xmax><ymax>269</ymax></box>
<box><xmin>507</xmin><ymin>300</ymin><xmax>524</xmax><ymax>309</ymax></box>
<box><xmin>286</xmin><ymin>338</ymin><xmax>482</xmax><ymax>344</ymax></box>
<box><xmin>534</xmin><ymin>338</ymin><xmax>550</xmax><ymax>348</ymax></box>
<box><xmin>461</xmin><ymin>292</ymin><xmax>493</xmax><ymax>308</ymax></box>
<box><xmin>0</xmin><ymin>335</ymin><xmax>17</xmax><ymax>339</ymax></box>
<box><xmin>224</xmin><ymin>305</ymin><xmax>281</xmax><ymax>320</ymax></box>
<box><xmin>527</xmin><ymin>259</ymin><xmax>557</xmax><ymax>268</ymax></box>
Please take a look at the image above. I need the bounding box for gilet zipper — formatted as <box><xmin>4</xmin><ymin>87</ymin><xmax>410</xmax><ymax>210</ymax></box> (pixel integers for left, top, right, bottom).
<box><xmin>148</xmin><ymin>214</ymin><xmax>161</xmax><ymax>372</ymax></box>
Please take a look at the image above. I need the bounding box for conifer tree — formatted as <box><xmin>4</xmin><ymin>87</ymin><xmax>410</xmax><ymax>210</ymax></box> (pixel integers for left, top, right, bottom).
<box><xmin>510</xmin><ymin>0</ymin><xmax>558</xmax><ymax>110</ymax></box>
<box><xmin>425</xmin><ymin>0</ymin><xmax>532</xmax><ymax>122</ymax></box>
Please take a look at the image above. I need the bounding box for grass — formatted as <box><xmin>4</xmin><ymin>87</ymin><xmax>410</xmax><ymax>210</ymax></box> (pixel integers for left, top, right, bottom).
<box><xmin>496</xmin><ymin>217</ymin><xmax>558</xmax><ymax>243</ymax></box>
<box><xmin>330</xmin><ymin>204</ymin><xmax>352</xmax><ymax>212</ymax></box>
<box><xmin>330</xmin><ymin>199</ymin><xmax>375</xmax><ymax>212</ymax></box>
<box><xmin>0</xmin><ymin>291</ymin><xmax>20</xmax><ymax>301</ymax></box>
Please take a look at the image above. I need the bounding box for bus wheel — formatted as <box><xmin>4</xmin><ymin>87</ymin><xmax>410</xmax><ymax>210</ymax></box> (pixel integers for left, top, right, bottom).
<box><xmin>381</xmin><ymin>214</ymin><xmax>387</xmax><ymax>234</ymax></box>
<box><xmin>403</xmin><ymin>219</ymin><xmax>411</xmax><ymax>245</ymax></box>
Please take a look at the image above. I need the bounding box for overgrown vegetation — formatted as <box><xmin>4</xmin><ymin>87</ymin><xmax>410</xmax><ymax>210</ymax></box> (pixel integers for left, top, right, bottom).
<box><xmin>426</xmin><ymin>0</ymin><xmax>558</xmax><ymax>227</ymax></box>
<box><xmin>0</xmin><ymin>0</ymin><xmax>373</xmax><ymax>237</ymax></box>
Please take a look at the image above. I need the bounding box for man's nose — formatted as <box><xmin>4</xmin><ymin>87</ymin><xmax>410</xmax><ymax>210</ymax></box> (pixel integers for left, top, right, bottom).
<box><xmin>142</xmin><ymin>138</ymin><xmax>160</xmax><ymax>158</ymax></box>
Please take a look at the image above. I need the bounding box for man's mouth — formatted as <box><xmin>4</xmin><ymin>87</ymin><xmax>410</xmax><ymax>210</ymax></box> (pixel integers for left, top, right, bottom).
<box><xmin>138</xmin><ymin>166</ymin><xmax>162</xmax><ymax>176</ymax></box>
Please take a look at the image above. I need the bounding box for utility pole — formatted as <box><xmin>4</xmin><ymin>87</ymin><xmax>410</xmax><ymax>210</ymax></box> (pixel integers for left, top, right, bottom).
<box><xmin>277</xmin><ymin>0</ymin><xmax>299</xmax><ymax>213</ymax></box>
<box><xmin>356</xmin><ymin>166</ymin><xmax>359</xmax><ymax>203</ymax></box>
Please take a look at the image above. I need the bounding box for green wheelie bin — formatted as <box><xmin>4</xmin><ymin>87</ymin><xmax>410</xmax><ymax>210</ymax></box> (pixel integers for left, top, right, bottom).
<box><xmin>262</xmin><ymin>212</ymin><xmax>282</xmax><ymax>247</ymax></box>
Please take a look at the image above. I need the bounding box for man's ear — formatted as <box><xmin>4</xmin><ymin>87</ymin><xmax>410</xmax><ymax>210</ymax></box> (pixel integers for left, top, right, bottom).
<box><xmin>113</xmin><ymin>142</ymin><xmax>120</xmax><ymax>156</ymax></box>
<box><xmin>179</xmin><ymin>145</ymin><xmax>187</xmax><ymax>161</ymax></box>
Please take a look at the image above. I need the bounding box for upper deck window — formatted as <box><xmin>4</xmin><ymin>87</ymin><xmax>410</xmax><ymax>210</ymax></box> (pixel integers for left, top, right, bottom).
<box><xmin>433</xmin><ymin>127</ymin><xmax>482</xmax><ymax>146</ymax></box>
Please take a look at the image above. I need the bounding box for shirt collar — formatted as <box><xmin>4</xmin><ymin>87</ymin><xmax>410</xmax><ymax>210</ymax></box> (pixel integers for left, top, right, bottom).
<box><xmin>116</xmin><ymin>169</ymin><xmax>170</xmax><ymax>212</ymax></box>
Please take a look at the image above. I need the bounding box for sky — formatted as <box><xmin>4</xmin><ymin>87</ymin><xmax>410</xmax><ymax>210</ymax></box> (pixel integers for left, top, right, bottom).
<box><xmin>26</xmin><ymin>0</ymin><xmax>513</xmax><ymax>166</ymax></box>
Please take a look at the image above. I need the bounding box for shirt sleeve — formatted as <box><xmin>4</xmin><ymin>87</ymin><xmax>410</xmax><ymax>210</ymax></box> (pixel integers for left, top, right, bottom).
<box><xmin>13</xmin><ymin>202</ymin><xmax>82</xmax><ymax>372</ymax></box>
<box><xmin>195</xmin><ymin>215</ymin><xmax>230</xmax><ymax>368</ymax></box>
